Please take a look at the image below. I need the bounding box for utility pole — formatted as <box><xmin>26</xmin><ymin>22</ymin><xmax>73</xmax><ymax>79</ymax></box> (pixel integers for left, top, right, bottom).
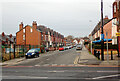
<box><xmin>101</xmin><ymin>0</ymin><xmax>104</xmax><ymax>61</ymax></box>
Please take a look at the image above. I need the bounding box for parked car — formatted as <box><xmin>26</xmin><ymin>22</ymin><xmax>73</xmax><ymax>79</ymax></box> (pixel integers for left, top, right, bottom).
<box><xmin>59</xmin><ymin>47</ymin><xmax>64</xmax><ymax>51</ymax></box>
<box><xmin>64</xmin><ymin>46</ymin><xmax>69</xmax><ymax>50</ymax></box>
<box><xmin>69</xmin><ymin>46</ymin><xmax>72</xmax><ymax>49</ymax></box>
<box><xmin>76</xmin><ymin>44</ymin><xmax>82</xmax><ymax>50</ymax></box>
<box><xmin>25</xmin><ymin>48</ymin><xmax>40</xmax><ymax>59</ymax></box>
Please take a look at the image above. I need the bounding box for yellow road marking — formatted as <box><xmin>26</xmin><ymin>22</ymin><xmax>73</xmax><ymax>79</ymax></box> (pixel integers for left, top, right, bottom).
<box><xmin>74</xmin><ymin>56</ymin><xmax>79</xmax><ymax>64</ymax></box>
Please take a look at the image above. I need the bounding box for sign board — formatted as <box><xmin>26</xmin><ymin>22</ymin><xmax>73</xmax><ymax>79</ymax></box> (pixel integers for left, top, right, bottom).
<box><xmin>116</xmin><ymin>33</ymin><xmax>120</xmax><ymax>36</ymax></box>
<box><xmin>101</xmin><ymin>34</ymin><xmax>104</xmax><ymax>40</ymax></box>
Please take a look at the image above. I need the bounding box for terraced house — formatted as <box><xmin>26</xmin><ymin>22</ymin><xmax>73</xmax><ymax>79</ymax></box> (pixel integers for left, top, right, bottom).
<box><xmin>89</xmin><ymin>15</ymin><xmax>119</xmax><ymax>54</ymax></box>
<box><xmin>16</xmin><ymin>21</ymin><xmax>64</xmax><ymax>50</ymax></box>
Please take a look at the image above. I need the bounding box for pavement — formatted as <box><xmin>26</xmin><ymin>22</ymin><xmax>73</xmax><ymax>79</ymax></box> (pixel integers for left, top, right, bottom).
<box><xmin>0</xmin><ymin>57</ymin><xmax>25</xmax><ymax>66</ymax></box>
<box><xmin>78</xmin><ymin>46</ymin><xmax>120</xmax><ymax>66</ymax></box>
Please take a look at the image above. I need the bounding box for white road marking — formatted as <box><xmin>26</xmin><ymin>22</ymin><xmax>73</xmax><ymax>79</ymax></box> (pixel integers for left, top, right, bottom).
<box><xmin>92</xmin><ymin>74</ymin><xmax>120</xmax><ymax>79</ymax></box>
<box><xmin>60</xmin><ymin>64</ymin><xmax>66</xmax><ymax>66</ymax></box>
<box><xmin>48</xmin><ymin>70</ymin><xmax>65</xmax><ymax>73</ymax></box>
<box><xmin>97</xmin><ymin>71</ymin><xmax>118</xmax><ymax>73</ymax></box>
<box><xmin>2</xmin><ymin>76</ymin><xmax>48</xmax><ymax>79</ymax></box>
<box><xmin>51</xmin><ymin>64</ymin><xmax>57</xmax><ymax>66</ymax></box>
<box><xmin>35</xmin><ymin>65</ymin><xmax>40</xmax><ymax>67</ymax></box>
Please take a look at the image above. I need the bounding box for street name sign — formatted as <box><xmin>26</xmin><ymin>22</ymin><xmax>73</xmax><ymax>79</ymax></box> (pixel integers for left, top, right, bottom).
<box><xmin>116</xmin><ymin>33</ymin><xmax>120</xmax><ymax>36</ymax></box>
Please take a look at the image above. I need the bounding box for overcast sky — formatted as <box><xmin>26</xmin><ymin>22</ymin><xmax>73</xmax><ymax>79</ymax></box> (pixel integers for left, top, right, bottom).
<box><xmin>1</xmin><ymin>0</ymin><xmax>115</xmax><ymax>37</ymax></box>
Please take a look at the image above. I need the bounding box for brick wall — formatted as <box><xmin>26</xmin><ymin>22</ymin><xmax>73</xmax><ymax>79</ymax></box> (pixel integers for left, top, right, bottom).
<box><xmin>103</xmin><ymin>20</ymin><xmax>112</xmax><ymax>39</ymax></box>
<box><xmin>25</xmin><ymin>26</ymin><xmax>41</xmax><ymax>45</ymax></box>
<box><xmin>16</xmin><ymin>29</ymin><xmax>24</xmax><ymax>45</ymax></box>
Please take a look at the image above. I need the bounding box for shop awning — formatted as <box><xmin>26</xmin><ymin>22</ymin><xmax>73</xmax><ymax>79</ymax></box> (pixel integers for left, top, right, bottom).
<box><xmin>92</xmin><ymin>39</ymin><xmax>112</xmax><ymax>44</ymax></box>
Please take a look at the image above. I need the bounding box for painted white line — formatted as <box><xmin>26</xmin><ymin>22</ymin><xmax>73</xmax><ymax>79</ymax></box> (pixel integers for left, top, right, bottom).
<box><xmin>48</xmin><ymin>70</ymin><xmax>65</xmax><ymax>73</ymax></box>
<box><xmin>97</xmin><ymin>71</ymin><xmax>118</xmax><ymax>73</ymax></box>
<box><xmin>92</xmin><ymin>74</ymin><xmax>120</xmax><ymax>79</ymax></box>
<box><xmin>51</xmin><ymin>64</ymin><xmax>57</xmax><ymax>66</ymax></box>
<box><xmin>60</xmin><ymin>64</ymin><xmax>66</xmax><ymax>66</ymax></box>
<box><xmin>2</xmin><ymin>76</ymin><xmax>48</xmax><ymax>79</ymax></box>
<box><xmin>35</xmin><ymin>65</ymin><xmax>40</xmax><ymax>67</ymax></box>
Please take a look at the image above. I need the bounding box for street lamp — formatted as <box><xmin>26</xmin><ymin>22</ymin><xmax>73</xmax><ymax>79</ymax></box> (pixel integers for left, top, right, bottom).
<box><xmin>89</xmin><ymin>20</ymin><xmax>93</xmax><ymax>54</ymax></box>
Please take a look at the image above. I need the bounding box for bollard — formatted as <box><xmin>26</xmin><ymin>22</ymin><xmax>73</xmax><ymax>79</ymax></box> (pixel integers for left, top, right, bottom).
<box><xmin>94</xmin><ymin>50</ymin><xmax>97</xmax><ymax>57</ymax></box>
<box><xmin>111</xmin><ymin>51</ymin><xmax>113</xmax><ymax>60</ymax></box>
<box><xmin>13</xmin><ymin>44</ymin><xmax>16</xmax><ymax>58</ymax></box>
<box><xmin>98</xmin><ymin>51</ymin><xmax>100</xmax><ymax>60</ymax></box>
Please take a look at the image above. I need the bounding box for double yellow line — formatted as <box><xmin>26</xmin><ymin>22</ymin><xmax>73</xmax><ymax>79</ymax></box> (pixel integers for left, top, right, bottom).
<box><xmin>74</xmin><ymin>56</ymin><xmax>79</xmax><ymax>64</ymax></box>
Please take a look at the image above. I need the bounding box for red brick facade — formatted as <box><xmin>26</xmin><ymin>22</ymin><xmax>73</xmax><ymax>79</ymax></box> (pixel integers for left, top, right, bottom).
<box><xmin>16</xmin><ymin>21</ymin><xmax>65</xmax><ymax>49</ymax></box>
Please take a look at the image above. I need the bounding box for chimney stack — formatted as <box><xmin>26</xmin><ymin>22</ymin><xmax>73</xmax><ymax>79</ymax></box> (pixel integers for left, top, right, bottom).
<box><xmin>19</xmin><ymin>22</ymin><xmax>23</xmax><ymax>30</ymax></box>
<box><xmin>104</xmin><ymin>15</ymin><xmax>109</xmax><ymax>19</ymax></box>
<box><xmin>32</xmin><ymin>21</ymin><xmax>37</xmax><ymax>29</ymax></box>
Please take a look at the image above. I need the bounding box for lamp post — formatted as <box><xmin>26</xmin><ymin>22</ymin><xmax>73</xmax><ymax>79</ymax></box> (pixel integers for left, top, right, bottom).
<box><xmin>101</xmin><ymin>0</ymin><xmax>104</xmax><ymax>61</ymax></box>
<box><xmin>106</xmin><ymin>32</ymin><xmax>109</xmax><ymax>63</ymax></box>
<box><xmin>89</xmin><ymin>20</ymin><xmax>93</xmax><ymax>54</ymax></box>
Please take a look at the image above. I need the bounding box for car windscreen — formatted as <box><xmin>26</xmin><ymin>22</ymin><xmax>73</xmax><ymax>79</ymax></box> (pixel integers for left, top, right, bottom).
<box><xmin>77</xmin><ymin>45</ymin><xmax>81</xmax><ymax>47</ymax></box>
<box><xmin>28</xmin><ymin>49</ymin><xmax>36</xmax><ymax>52</ymax></box>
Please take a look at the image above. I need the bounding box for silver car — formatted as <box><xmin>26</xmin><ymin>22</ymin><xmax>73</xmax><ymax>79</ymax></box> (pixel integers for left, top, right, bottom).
<box><xmin>76</xmin><ymin>44</ymin><xmax>82</xmax><ymax>50</ymax></box>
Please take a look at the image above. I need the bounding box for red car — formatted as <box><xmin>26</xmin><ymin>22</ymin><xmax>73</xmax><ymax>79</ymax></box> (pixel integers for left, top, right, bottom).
<box><xmin>59</xmin><ymin>47</ymin><xmax>64</xmax><ymax>51</ymax></box>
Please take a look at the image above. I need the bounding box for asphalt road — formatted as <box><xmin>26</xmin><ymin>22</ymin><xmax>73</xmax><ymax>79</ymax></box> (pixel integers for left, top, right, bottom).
<box><xmin>2</xmin><ymin>48</ymin><xmax>120</xmax><ymax>81</ymax></box>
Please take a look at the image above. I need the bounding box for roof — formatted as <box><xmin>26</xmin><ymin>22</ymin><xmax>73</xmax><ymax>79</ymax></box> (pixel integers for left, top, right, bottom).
<box><xmin>17</xmin><ymin>22</ymin><xmax>64</xmax><ymax>39</ymax></box>
<box><xmin>0</xmin><ymin>34</ymin><xmax>16</xmax><ymax>42</ymax></box>
<box><xmin>91</xmin><ymin>18</ymin><xmax>114</xmax><ymax>36</ymax></box>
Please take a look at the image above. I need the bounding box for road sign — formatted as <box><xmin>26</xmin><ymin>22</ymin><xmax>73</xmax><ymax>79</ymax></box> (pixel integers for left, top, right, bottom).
<box><xmin>116</xmin><ymin>33</ymin><xmax>120</xmax><ymax>36</ymax></box>
<box><xmin>101</xmin><ymin>34</ymin><xmax>104</xmax><ymax>40</ymax></box>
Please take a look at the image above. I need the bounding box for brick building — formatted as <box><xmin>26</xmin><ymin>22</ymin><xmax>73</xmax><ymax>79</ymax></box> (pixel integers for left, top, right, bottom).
<box><xmin>113</xmin><ymin>0</ymin><xmax>120</xmax><ymax>53</ymax></box>
<box><xmin>16</xmin><ymin>21</ymin><xmax>64</xmax><ymax>49</ymax></box>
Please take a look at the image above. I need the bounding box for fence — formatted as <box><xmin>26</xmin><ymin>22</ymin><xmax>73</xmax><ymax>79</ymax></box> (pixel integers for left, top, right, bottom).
<box><xmin>1</xmin><ymin>44</ymin><xmax>45</xmax><ymax>62</ymax></box>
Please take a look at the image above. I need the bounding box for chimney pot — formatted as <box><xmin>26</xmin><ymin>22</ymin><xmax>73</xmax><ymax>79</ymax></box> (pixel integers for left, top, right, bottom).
<box><xmin>104</xmin><ymin>16</ymin><xmax>109</xmax><ymax>19</ymax></box>
<box><xmin>32</xmin><ymin>21</ymin><xmax>37</xmax><ymax>29</ymax></box>
<box><xmin>19</xmin><ymin>22</ymin><xmax>23</xmax><ymax>30</ymax></box>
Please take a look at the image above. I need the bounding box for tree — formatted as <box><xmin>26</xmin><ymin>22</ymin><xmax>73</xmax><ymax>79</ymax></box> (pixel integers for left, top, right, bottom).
<box><xmin>66</xmin><ymin>35</ymin><xmax>74</xmax><ymax>41</ymax></box>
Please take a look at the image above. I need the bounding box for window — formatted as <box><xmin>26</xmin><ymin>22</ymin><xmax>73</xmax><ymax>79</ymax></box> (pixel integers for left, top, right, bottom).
<box><xmin>41</xmin><ymin>34</ymin><xmax>43</xmax><ymax>40</ymax></box>
<box><xmin>31</xmin><ymin>28</ymin><xmax>33</xmax><ymax>33</ymax></box>
<box><xmin>23</xmin><ymin>35</ymin><xmax>25</xmax><ymax>40</ymax></box>
<box><xmin>23</xmin><ymin>29</ymin><xmax>25</xmax><ymax>33</ymax></box>
<box><xmin>114</xmin><ymin>5</ymin><xmax>117</xmax><ymax>13</ymax></box>
<box><xmin>45</xmin><ymin>35</ymin><xmax>46</xmax><ymax>41</ymax></box>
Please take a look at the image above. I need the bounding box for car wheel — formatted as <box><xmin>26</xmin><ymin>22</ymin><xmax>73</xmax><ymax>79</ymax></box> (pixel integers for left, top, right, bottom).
<box><xmin>25</xmin><ymin>56</ymin><xmax>28</xmax><ymax>59</ymax></box>
<box><xmin>38</xmin><ymin>54</ymin><xmax>39</xmax><ymax>57</ymax></box>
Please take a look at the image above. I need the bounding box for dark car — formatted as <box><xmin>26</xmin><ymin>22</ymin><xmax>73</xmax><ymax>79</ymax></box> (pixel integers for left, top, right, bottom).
<box><xmin>25</xmin><ymin>48</ymin><xmax>40</xmax><ymax>59</ymax></box>
<box><xmin>76</xmin><ymin>44</ymin><xmax>82</xmax><ymax>50</ymax></box>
